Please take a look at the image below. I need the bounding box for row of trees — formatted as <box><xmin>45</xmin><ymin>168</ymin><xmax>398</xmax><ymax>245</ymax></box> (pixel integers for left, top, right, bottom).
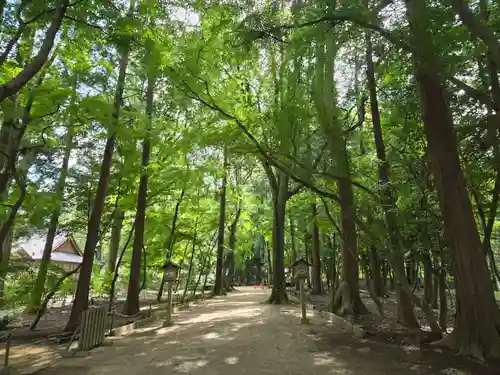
<box><xmin>1</xmin><ymin>0</ymin><xmax>500</xmax><ymax>361</ymax></box>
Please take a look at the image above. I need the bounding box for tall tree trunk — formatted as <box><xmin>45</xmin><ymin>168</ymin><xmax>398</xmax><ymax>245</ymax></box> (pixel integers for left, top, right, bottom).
<box><xmin>202</xmin><ymin>261</ymin><xmax>212</xmax><ymax>293</ymax></box>
<box><xmin>439</xmin><ymin>264</ymin><xmax>448</xmax><ymax>330</ymax></box>
<box><xmin>107</xmin><ymin>207</ymin><xmax>124</xmax><ymax>273</ymax></box>
<box><xmin>224</xmin><ymin>205</ymin><xmax>241</xmax><ymax>290</ymax></box>
<box><xmin>122</xmin><ymin>69</ymin><xmax>153</xmax><ymax>316</ymax></box>
<box><xmin>310</xmin><ymin>202</ymin><xmax>322</xmax><ymax>294</ymax></box>
<box><xmin>181</xmin><ymin>219</ymin><xmax>198</xmax><ymax>303</ymax></box>
<box><xmin>366</xmin><ymin>30</ymin><xmax>419</xmax><ymax>327</ymax></box>
<box><xmin>304</xmin><ymin>233</ymin><xmax>312</xmax><ymax>289</ymax></box>
<box><xmin>157</xmin><ymin>189</ymin><xmax>185</xmax><ymax>301</ymax></box>
<box><xmin>267</xmin><ymin>240</ymin><xmax>272</xmax><ymax>286</ymax></box>
<box><xmin>289</xmin><ymin>213</ymin><xmax>297</xmax><ymax>279</ymax></box>
<box><xmin>369</xmin><ymin>246</ymin><xmax>384</xmax><ymax>297</ymax></box>
<box><xmin>193</xmin><ymin>252</ymin><xmax>209</xmax><ymax>296</ymax></box>
<box><xmin>174</xmin><ymin>241</ymin><xmax>191</xmax><ymax>293</ymax></box>
<box><xmin>269</xmin><ymin>171</ymin><xmax>288</xmax><ymax>303</ymax></box>
<box><xmin>193</xmin><ymin>234</ymin><xmax>216</xmax><ymax>295</ymax></box>
<box><xmin>214</xmin><ymin>148</ymin><xmax>228</xmax><ymax>296</ymax></box>
<box><xmin>330</xmin><ymin>232</ymin><xmax>338</xmax><ymax>294</ymax></box>
<box><xmin>335</xmin><ymin>173</ymin><xmax>367</xmax><ymax>315</ymax></box>
<box><xmin>313</xmin><ymin>26</ymin><xmax>366</xmax><ymax>315</ymax></box>
<box><xmin>477</xmin><ymin>0</ymin><xmax>500</xmax><ymax>288</ymax></box>
<box><xmin>0</xmin><ymin>0</ymin><xmax>5</xmax><ymax>24</ymax></box>
<box><xmin>423</xmin><ymin>252</ymin><xmax>433</xmax><ymax>305</ymax></box>
<box><xmin>27</xmin><ymin>125</ymin><xmax>74</xmax><ymax>313</ymax></box>
<box><xmin>405</xmin><ymin>0</ymin><xmax>500</xmax><ymax>358</ymax></box>
<box><xmin>0</xmin><ymin>229</ymin><xmax>13</xmax><ymax>301</ymax></box>
<box><xmin>432</xmin><ymin>272</ymin><xmax>439</xmax><ymax>309</ymax></box>
<box><xmin>65</xmin><ymin>0</ymin><xmax>135</xmax><ymax>332</ymax></box>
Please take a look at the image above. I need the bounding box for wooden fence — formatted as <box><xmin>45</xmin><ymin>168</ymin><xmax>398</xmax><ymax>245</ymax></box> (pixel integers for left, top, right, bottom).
<box><xmin>78</xmin><ymin>306</ymin><xmax>107</xmax><ymax>351</ymax></box>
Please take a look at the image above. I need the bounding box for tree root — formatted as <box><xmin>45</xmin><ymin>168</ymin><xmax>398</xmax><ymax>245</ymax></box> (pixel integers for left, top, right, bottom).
<box><xmin>434</xmin><ymin>325</ymin><xmax>500</xmax><ymax>360</ymax></box>
<box><xmin>267</xmin><ymin>289</ymin><xmax>289</xmax><ymax>304</ymax></box>
<box><xmin>332</xmin><ymin>281</ymin><xmax>369</xmax><ymax>316</ymax></box>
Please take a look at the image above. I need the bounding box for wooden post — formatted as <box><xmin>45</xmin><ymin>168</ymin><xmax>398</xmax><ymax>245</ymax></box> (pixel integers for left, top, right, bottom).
<box><xmin>299</xmin><ymin>278</ymin><xmax>308</xmax><ymax>324</ymax></box>
<box><xmin>163</xmin><ymin>281</ymin><xmax>173</xmax><ymax>327</ymax></box>
<box><xmin>292</xmin><ymin>258</ymin><xmax>310</xmax><ymax>325</ymax></box>
<box><xmin>109</xmin><ymin>309</ymin><xmax>116</xmax><ymax>336</ymax></box>
<box><xmin>4</xmin><ymin>331</ymin><xmax>11</xmax><ymax>367</ymax></box>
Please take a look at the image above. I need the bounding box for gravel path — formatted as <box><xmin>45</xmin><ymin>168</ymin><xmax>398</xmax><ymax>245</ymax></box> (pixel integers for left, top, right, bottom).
<box><xmin>27</xmin><ymin>287</ymin><xmax>492</xmax><ymax>375</ymax></box>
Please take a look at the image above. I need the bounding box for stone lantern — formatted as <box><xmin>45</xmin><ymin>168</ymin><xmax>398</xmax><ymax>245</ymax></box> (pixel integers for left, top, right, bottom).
<box><xmin>160</xmin><ymin>260</ymin><xmax>182</xmax><ymax>327</ymax></box>
<box><xmin>291</xmin><ymin>258</ymin><xmax>311</xmax><ymax>324</ymax></box>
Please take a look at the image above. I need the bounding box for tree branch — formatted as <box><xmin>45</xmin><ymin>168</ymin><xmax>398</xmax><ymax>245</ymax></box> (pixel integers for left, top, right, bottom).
<box><xmin>262</xmin><ymin>12</ymin><xmax>492</xmax><ymax>109</ymax></box>
<box><xmin>0</xmin><ymin>0</ymin><xmax>70</xmax><ymax>103</ymax></box>
<box><xmin>166</xmin><ymin>68</ymin><xmax>343</xmax><ymax>204</ymax></box>
<box><xmin>448</xmin><ymin>0</ymin><xmax>500</xmax><ymax>68</ymax></box>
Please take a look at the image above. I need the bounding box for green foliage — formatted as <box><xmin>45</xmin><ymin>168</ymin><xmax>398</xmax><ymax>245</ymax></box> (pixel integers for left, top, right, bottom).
<box><xmin>0</xmin><ymin>0</ymin><xmax>499</xmax><ymax>337</ymax></box>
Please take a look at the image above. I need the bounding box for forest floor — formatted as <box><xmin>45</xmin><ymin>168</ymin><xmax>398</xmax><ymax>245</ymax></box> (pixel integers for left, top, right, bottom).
<box><xmin>11</xmin><ymin>286</ymin><xmax>495</xmax><ymax>375</ymax></box>
<box><xmin>3</xmin><ymin>288</ymin><xmax>209</xmax><ymax>342</ymax></box>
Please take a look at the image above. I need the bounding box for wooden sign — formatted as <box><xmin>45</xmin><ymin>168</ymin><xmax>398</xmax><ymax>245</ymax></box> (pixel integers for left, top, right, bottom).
<box><xmin>291</xmin><ymin>258</ymin><xmax>310</xmax><ymax>279</ymax></box>
<box><xmin>161</xmin><ymin>260</ymin><xmax>182</xmax><ymax>282</ymax></box>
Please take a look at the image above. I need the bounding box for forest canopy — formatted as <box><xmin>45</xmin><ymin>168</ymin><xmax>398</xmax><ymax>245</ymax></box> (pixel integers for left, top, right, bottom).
<box><xmin>1</xmin><ymin>0</ymin><xmax>500</xmax><ymax>361</ymax></box>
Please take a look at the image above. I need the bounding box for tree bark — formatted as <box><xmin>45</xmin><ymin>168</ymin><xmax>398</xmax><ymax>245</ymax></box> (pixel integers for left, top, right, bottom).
<box><xmin>423</xmin><ymin>252</ymin><xmax>433</xmax><ymax>306</ymax></box>
<box><xmin>0</xmin><ymin>0</ymin><xmax>5</xmax><ymax>24</ymax></box>
<box><xmin>312</xmin><ymin>26</ymin><xmax>366</xmax><ymax>315</ymax></box>
<box><xmin>0</xmin><ymin>229</ymin><xmax>13</xmax><ymax>301</ymax></box>
<box><xmin>65</xmin><ymin>0</ymin><xmax>135</xmax><ymax>332</ymax></box>
<box><xmin>174</xmin><ymin>241</ymin><xmax>192</xmax><ymax>293</ymax></box>
<box><xmin>310</xmin><ymin>202</ymin><xmax>322</xmax><ymax>294</ymax></box>
<box><xmin>214</xmin><ymin>148</ymin><xmax>228</xmax><ymax>296</ymax></box>
<box><xmin>303</xmin><ymin>233</ymin><xmax>311</xmax><ymax>288</ymax></box>
<box><xmin>268</xmin><ymin>171</ymin><xmax>288</xmax><ymax>303</ymax></box>
<box><xmin>224</xmin><ymin>205</ymin><xmax>241</xmax><ymax>290</ymax></box>
<box><xmin>405</xmin><ymin>0</ymin><xmax>500</xmax><ymax>358</ymax></box>
<box><xmin>122</xmin><ymin>70</ymin><xmax>153</xmax><ymax>316</ymax></box>
<box><xmin>335</xmin><ymin>178</ymin><xmax>368</xmax><ymax>315</ymax></box>
<box><xmin>432</xmin><ymin>273</ymin><xmax>439</xmax><ymax>309</ymax></box>
<box><xmin>330</xmin><ymin>232</ymin><xmax>338</xmax><ymax>294</ymax></box>
<box><xmin>369</xmin><ymin>246</ymin><xmax>384</xmax><ymax>297</ymax></box>
<box><xmin>266</xmin><ymin>240</ymin><xmax>272</xmax><ymax>286</ymax></box>
<box><xmin>289</xmin><ymin>213</ymin><xmax>297</xmax><ymax>280</ymax></box>
<box><xmin>439</xmin><ymin>266</ymin><xmax>448</xmax><ymax>330</ymax></box>
<box><xmin>27</xmin><ymin>125</ymin><xmax>74</xmax><ymax>313</ymax></box>
<box><xmin>107</xmin><ymin>207</ymin><xmax>124</xmax><ymax>273</ymax></box>
<box><xmin>157</xmin><ymin>189</ymin><xmax>185</xmax><ymax>301</ymax></box>
<box><xmin>181</xmin><ymin>219</ymin><xmax>198</xmax><ymax>303</ymax></box>
<box><xmin>193</xmin><ymin>253</ymin><xmax>209</xmax><ymax>296</ymax></box>
<box><xmin>366</xmin><ymin>30</ymin><xmax>418</xmax><ymax>328</ymax></box>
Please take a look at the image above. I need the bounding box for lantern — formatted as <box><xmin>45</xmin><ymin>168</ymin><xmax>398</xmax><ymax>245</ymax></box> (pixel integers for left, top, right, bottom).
<box><xmin>161</xmin><ymin>260</ymin><xmax>182</xmax><ymax>282</ymax></box>
<box><xmin>291</xmin><ymin>258</ymin><xmax>310</xmax><ymax>280</ymax></box>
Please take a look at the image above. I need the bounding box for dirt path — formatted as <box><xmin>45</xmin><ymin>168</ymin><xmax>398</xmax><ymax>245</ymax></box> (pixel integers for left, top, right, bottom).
<box><xmin>28</xmin><ymin>287</ymin><xmax>493</xmax><ymax>375</ymax></box>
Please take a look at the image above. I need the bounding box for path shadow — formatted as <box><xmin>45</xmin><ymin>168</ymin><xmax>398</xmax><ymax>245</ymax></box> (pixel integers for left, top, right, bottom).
<box><xmin>25</xmin><ymin>288</ymin><xmax>494</xmax><ymax>375</ymax></box>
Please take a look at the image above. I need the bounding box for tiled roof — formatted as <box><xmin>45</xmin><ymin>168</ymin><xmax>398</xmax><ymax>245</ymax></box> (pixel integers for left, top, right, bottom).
<box><xmin>12</xmin><ymin>233</ymin><xmax>83</xmax><ymax>264</ymax></box>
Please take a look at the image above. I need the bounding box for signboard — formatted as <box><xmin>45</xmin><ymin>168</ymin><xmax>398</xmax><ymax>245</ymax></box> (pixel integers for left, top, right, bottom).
<box><xmin>291</xmin><ymin>258</ymin><xmax>310</xmax><ymax>279</ymax></box>
<box><xmin>164</xmin><ymin>268</ymin><xmax>178</xmax><ymax>282</ymax></box>
<box><xmin>161</xmin><ymin>260</ymin><xmax>182</xmax><ymax>282</ymax></box>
